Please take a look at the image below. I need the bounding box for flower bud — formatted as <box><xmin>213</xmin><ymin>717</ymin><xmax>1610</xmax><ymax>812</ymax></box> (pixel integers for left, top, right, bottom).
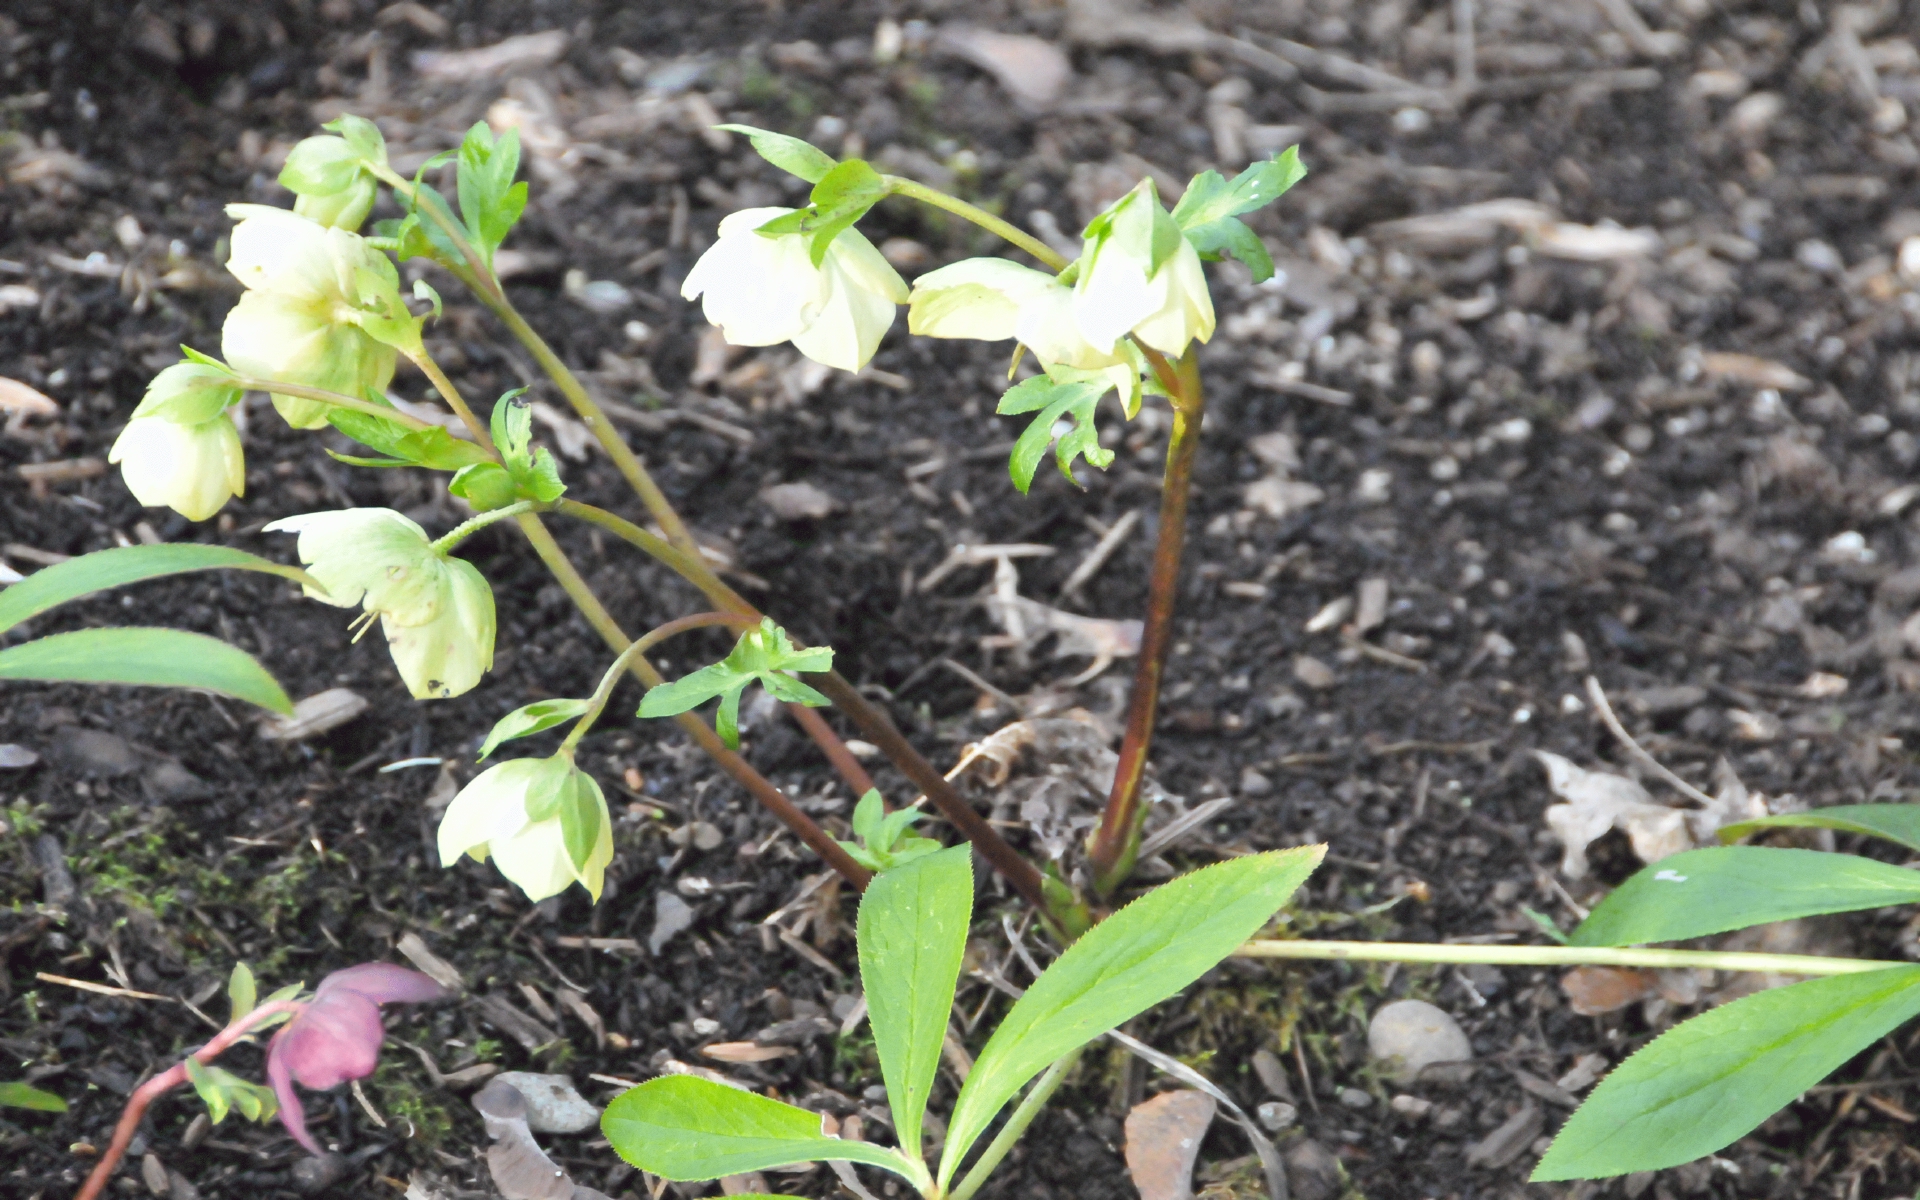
<box><xmin>109</xmin><ymin>415</ymin><xmax>245</xmax><ymax>522</ymax></box>
<box><xmin>219</xmin><ymin>204</ymin><xmax>407</xmax><ymax>429</ymax></box>
<box><xmin>266</xmin><ymin>964</ymin><xmax>442</xmax><ymax>1155</ymax></box>
<box><xmin>437</xmin><ymin>756</ymin><xmax>614</xmax><ymax>902</ymax></box>
<box><xmin>1073</xmin><ymin>180</ymin><xmax>1216</xmax><ymax>359</ymax></box>
<box><xmin>280</xmin><ymin>135</ymin><xmax>378</xmax><ymax>231</ymax></box>
<box><xmin>264</xmin><ymin>508</ymin><xmax>496</xmax><ymax>699</ymax></box>
<box><xmin>681</xmin><ymin>207</ymin><xmax>907</xmax><ymax>373</ymax></box>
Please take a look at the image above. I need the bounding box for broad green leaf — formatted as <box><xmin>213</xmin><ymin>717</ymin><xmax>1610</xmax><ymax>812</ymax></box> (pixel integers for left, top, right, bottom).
<box><xmin>479</xmin><ymin>698</ymin><xmax>591</xmax><ymax>760</ymax></box>
<box><xmin>456</xmin><ymin>121</ymin><xmax>526</xmax><ymax>265</ymax></box>
<box><xmin>852</xmin><ymin>789</ymin><xmax>885</xmax><ymax>844</ymax></box>
<box><xmin>559</xmin><ymin>768</ymin><xmax>605</xmax><ymax>873</ymax></box>
<box><xmin>0</xmin><ymin>628</ymin><xmax>292</xmax><ymax>713</ymax></box>
<box><xmin>0</xmin><ymin>1081</ymin><xmax>66</xmax><ymax>1113</ymax></box>
<box><xmin>859</xmin><ymin>845</ymin><xmax>973</xmax><ymax>1163</ymax></box>
<box><xmin>936</xmin><ymin>846</ymin><xmax>1325</xmax><ymax>1188</ymax></box>
<box><xmin>638</xmin><ymin>662</ymin><xmax>742</xmax><ymax>719</ymax></box>
<box><xmin>715</xmin><ymin>123</ymin><xmax>838</xmax><ymax>183</ymax></box>
<box><xmin>448</xmin><ymin>462</ymin><xmax>520</xmax><ymax>511</ymax></box>
<box><xmin>1570</xmin><ymin>847</ymin><xmax>1920</xmax><ymax>948</ymax></box>
<box><xmin>998</xmin><ymin>375</ymin><xmax>1113</xmax><ymax>493</ymax></box>
<box><xmin>0</xmin><ymin>545</ymin><xmax>314</xmax><ymax>636</ymax></box>
<box><xmin>1170</xmin><ymin>147</ymin><xmax>1307</xmax><ymax>229</ymax></box>
<box><xmin>1533</xmin><ymin>966</ymin><xmax>1920</xmax><ymax>1180</ymax></box>
<box><xmin>228</xmin><ymin>962</ymin><xmax>256</xmax><ymax>1024</ymax></box>
<box><xmin>1720</xmin><ymin>804</ymin><xmax>1920</xmax><ymax>854</ymax></box>
<box><xmin>603</xmin><ymin>1075</ymin><xmax>917</xmax><ymax>1181</ymax></box>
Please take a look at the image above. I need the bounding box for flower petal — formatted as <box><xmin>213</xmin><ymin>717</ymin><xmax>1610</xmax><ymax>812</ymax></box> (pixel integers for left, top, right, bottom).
<box><xmin>266</xmin><ymin>1031</ymin><xmax>321</xmax><ymax>1155</ymax></box>
<box><xmin>318</xmin><ymin>963</ymin><xmax>445</xmax><ymax>1006</ymax></box>
<box><xmin>907</xmin><ymin>257</ymin><xmax>1056</xmax><ymax>341</ymax></box>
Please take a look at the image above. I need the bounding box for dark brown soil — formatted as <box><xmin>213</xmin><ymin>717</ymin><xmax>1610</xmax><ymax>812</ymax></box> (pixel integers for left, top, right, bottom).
<box><xmin>7</xmin><ymin>2</ymin><xmax>1920</xmax><ymax>1199</ymax></box>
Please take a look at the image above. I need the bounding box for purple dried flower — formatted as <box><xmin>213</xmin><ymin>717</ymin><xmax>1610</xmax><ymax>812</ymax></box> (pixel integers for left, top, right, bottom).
<box><xmin>266</xmin><ymin>963</ymin><xmax>443</xmax><ymax>1153</ymax></box>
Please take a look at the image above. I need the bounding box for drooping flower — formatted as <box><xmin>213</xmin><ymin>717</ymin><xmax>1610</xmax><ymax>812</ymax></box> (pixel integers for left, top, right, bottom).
<box><xmin>109</xmin><ymin>361</ymin><xmax>247</xmax><ymax>521</ymax></box>
<box><xmin>278</xmin><ymin>134</ymin><xmax>379</xmax><ymax>231</ymax></box>
<box><xmin>265</xmin><ymin>964</ymin><xmax>443</xmax><ymax>1154</ymax></box>
<box><xmin>907</xmin><ymin>258</ymin><xmax>1143</xmax><ymax>409</ymax></box>
<box><xmin>437</xmin><ymin>755</ymin><xmax>614</xmax><ymax>902</ymax></box>
<box><xmin>219</xmin><ymin>204</ymin><xmax>410</xmax><ymax>429</ymax></box>
<box><xmin>264</xmin><ymin>508</ymin><xmax>496</xmax><ymax>699</ymax></box>
<box><xmin>1072</xmin><ymin>180</ymin><xmax>1215</xmax><ymax>359</ymax></box>
<box><xmin>680</xmin><ymin>207</ymin><xmax>908</xmax><ymax>373</ymax></box>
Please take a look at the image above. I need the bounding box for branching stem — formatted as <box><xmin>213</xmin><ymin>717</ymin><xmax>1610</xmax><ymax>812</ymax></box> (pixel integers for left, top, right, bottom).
<box><xmin>884</xmin><ymin>176</ymin><xmax>1070</xmax><ymax>272</ymax></box>
<box><xmin>429</xmin><ymin>501</ymin><xmax>535</xmax><ymax>555</ymax></box>
<box><xmin>560</xmin><ymin>612</ymin><xmax>751</xmax><ymax>754</ymax></box>
<box><xmin>230</xmin><ymin>377</ymin><xmax>433</xmax><ymax>430</ymax></box>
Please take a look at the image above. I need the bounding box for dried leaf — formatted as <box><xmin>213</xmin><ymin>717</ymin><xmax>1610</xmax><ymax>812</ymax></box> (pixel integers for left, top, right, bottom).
<box><xmin>933</xmin><ymin>26</ymin><xmax>1073</xmax><ymax>112</ymax></box>
<box><xmin>0</xmin><ymin>378</ymin><xmax>58</xmax><ymax>417</ymax></box>
<box><xmin>472</xmin><ymin>1079</ymin><xmax>613</xmax><ymax>1200</ymax></box>
<box><xmin>257</xmin><ymin>688</ymin><xmax>369</xmax><ymax>741</ymax></box>
<box><xmin>1561</xmin><ymin>967</ymin><xmax>1658</xmax><ymax>1016</ymax></box>
<box><xmin>1536</xmin><ymin>751</ymin><xmax>1692</xmax><ymax>879</ymax></box>
<box><xmin>1125</xmin><ymin>1090</ymin><xmax>1217</xmax><ymax>1200</ymax></box>
<box><xmin>701</xmin><ymin>1041</ymin><xmax>796</xmax><ymax>1064</ymax></box>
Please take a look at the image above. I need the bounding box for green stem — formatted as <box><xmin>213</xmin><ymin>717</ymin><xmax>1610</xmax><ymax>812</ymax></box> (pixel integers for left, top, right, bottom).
<box><xmin>554</xmin><ymin>499</ymin><xmax>1056</xmax><ymax>916</ymax></box>
<box><xmin>1086</xmin><ymin>349</ymin><xmax>1203</xmax><ymax>896</ymax></box>
<box><xmin>947</xmin><ymin>1047</ymin><xmax>1083</xmax><ymax>1200</ymax></box>
<box><xmin>230</xmin><ymin>377</ymin><xmax>433</xmax><ymax>430</ymax></box>
<box><xmin>559</xmin><ymin>611</ymin><xmax>749</xmax><ymax>754</ymax></box>
<box><xmin>430</xmin><ymin>501</ymin><xmax>535</xmax><ymax>555</ymax></box>
<box><xmin>511</xmin><ymin>512</ymin><xmax>872</xmax><ymax>889</ymax></box>
<box><xmin>1233</xmin><ymin>939</ymin><xmax>1907</xmax><ymax>976</ymax></box>
<box><xmin>407</xmin><ymin>351</ymin><xmax>493</xmax><ymax>448</ymax></box>
<box><xmin>885</xmin><ymin>176</ymin><xmax>1070</xmax><ymax>272</ymax></box>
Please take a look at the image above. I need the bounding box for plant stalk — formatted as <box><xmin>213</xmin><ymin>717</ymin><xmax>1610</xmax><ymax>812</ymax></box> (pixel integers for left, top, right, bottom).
<box><xmin>231</xmin><ymin>377</ymin><xmax>435</xmax><ymax>430</ymax></box>
<box><xmin>408</xmin><ymin>352</ymin><xmax>492</xmax><ymax>448</ymax></box>
<box><xmin>884</xmin><ymin>177</ymin><xmax>1070</xmax><ymax>272</ymax></box>
<box><xmin>553</xmin><ymin>499</ymin><xmax>1053</xmax><ymax>914</ymax></box>
<box><xmin>1233</xmin><ymin>939</ymin><xmax>1908</xmax><ymax>976</ymax></box>
<box><xmin>512</xmin><ymin>512</ymin><xmax>871</xmax><ymax>888</ymax></box>
<box><xmin>74</xmin><ymin>1001</ymin><xmax>299</xmax><ymax>1200</ymax></box>
<box><xmin>947</xmin><ymin>1047</ymin><xmax>1084</xmax><ymax>1200</ymax></box>
<box><xmin>1086</xmin><ymin>350</ymin><xmax>1204</xmax><ymax>896</ymax></box>
<box><xmin>561</xmin><ymin>612</ymin><xmax>749</xmax><ymax>754</ymax></box>
<box><xmin>429</xmin><ymin>500</ymin><xmax>536</xmax><ymax>555</ymax></box>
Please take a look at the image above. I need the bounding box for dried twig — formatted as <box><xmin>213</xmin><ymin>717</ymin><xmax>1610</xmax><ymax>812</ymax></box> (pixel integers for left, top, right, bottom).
<box><xmin>1583</xmin><ymin>675</ymin><xmax>1717</xmax><ymax>808</ymax></box>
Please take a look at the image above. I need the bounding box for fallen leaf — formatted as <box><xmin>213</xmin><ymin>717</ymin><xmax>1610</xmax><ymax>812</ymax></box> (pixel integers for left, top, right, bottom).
<box><xmin>934</xmin><ymin>26</ymin><xmax>1074</xmax><ymax>112</ymax></box>
<box><xmin>650</xmin><ymin>892</ymin><xmax>695</xmax><ymax>955</ymax></box>
<box><xmin>1535</xmin><ymin>751</ymin><xmax>1690</xmax><ymax>879</ymax></box>
<box><xmin>1560</xmin><ymin>966</ymin><xmax>1657</xmax><ymax>1016</ymax></box>
<box><xmin>985</xmin><ymin>557</ymin><xmax>1140</xmax><ymax>684</ymax></box>
<box><xmin>472</xmin><ymin>1079</ymin><xmax>613</xmax><ymax>1200</ymax></box>
<box><xmin>258</xmin><ymin>688</ymin><xmax>370</xmax><ymax>741</ymax></box>
<box><xmin>1125</xmin><ymin>1090</ymin><xmax>1218</xmax><ymax>1200</ymax></box>
<box><xmin>701</xmin><ymin>1041</ymin><xmax>796</xmax><ymax>1064</ymax></box>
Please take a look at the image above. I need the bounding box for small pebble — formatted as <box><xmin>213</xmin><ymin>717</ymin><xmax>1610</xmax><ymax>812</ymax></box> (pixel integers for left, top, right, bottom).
<box><xmin>1238</xmin><ymin>767</ymin><xmax>1273</xmax><ymax>797</ymax></box>
<box><xmin>1337</xmin><ymin>1086</ymin><xmax>1373</xmax><ymax>1110</ymax></box>
<box><xmin>1256</xmin><ymin>1100</ymin><xmax>1297</xmax><ymax>1131</ymax></box>
<box><xmin>1389</xmin><ymin>1094</ymin><xmax>1432</xmax><ymax>1118</ymax></box>
<box><xmin>141</xmin><ymin>1153</ymin><xmax>169</xmax><ymax>1196</ymax></box>
<box><xmin>181</xmin><ymin>1114</ymin><xmax>211</xmax><ymax>1150</ymax></box>
<box><xmin>0</xmin><ymin>744</ymin><xmax>39</xmax><ymax>769</ymax></box>
<box><xmin>290</xmin><ymin>1153</ymin><xmax>345</xmax><ymax>1194</ymax></box>
<box><xmin>1368</xmin><ymin>999</ymin><xmax>1473</xmax><ymax>1083</ymax></box>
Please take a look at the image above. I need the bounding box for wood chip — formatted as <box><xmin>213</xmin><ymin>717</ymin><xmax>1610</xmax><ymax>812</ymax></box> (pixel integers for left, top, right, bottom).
<box><xmin>1125</xmin><ymin>1090</ymin><xmax>1217</xmax><ymax>1200</ymax></box>
<box><xmin>398</xmin><ymin>931</ymin><xmax>467</xmax><ymax>992</ymax></box>
<box><xmin>701</xmin><ymin>1041</ymin><xmax>796</xmax><ymax>1064</ymax></box>
<box><xmin>17</xmin><ymin>458</ymin><xmax>105</xmax><ymax>484</ymax></box>
<box><xmin>257</xmin><ymin>688</ymin><xmax>369</xmax><ymax>741</ymax></box>
<box><xmin>1560</xmin><ymin>966</ymin><xmax>1657</xmax><ymax>1015</ymax></box>
<box><xmin>0</xmin><ymin>377</ymin><xmax>58</xmax><ymax>417</ymax></box>
<box><xmin>410</xmin><ymin>30</ymin><xmax>566</xmax><ymax>80</ymax></box>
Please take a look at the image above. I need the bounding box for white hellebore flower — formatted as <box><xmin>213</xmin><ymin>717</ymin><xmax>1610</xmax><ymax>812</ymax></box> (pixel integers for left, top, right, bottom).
<box><xmin>1073</xmin><ymin>180</ymin><xmax>1215</xmax><ymax>359</ymax></box>
<box><xmin>437</xmin><ymin>756</ymin><xmax>614</xmax><ymax>902</ymax></box>
<box><xmin>907</xmin><ymin>257</ymin><xmax>1142</xmax><ymax>407</ymax></box>
<box><xmin>109</xmin><ymin>361</ymin><xmax>247</xmax><ymax>522</ymax></box>
<box><xmin>681</xmin><ymin>207</ymin><xmax>907</xmax><ymax>373</ymax></box>
<box><xmin>264</xmin><ymin>508</ymin><xmax>495</xmax><ymax>700</ymax></box>
<box><xmin>221</xmin><ymin>204</ymin><xmax>409</xmax><ymax>430</ymax></box>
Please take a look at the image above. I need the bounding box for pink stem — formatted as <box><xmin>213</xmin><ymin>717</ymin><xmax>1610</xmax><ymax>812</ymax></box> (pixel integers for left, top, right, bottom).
<box><xmin>74</xmin><ymin>1001</ymin><xmax>299</xmax><ymax>1200</ymax></box>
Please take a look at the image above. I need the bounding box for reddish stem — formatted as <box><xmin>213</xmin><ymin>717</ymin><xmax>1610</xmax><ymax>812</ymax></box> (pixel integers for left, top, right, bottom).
<box><xmin>1087</xmin><ymin>349</ymin><xmax>1204</xmax><ymax>895</ymax></box>
<box><xmin>75</xmin><ymin>1002</ymin><xmax>298</xmax><ymax>1200</ymax></box>
<box><xmin>785</xmin><ymin>703</ymin><xmax>877</xmax><ymax>797</ymax></box>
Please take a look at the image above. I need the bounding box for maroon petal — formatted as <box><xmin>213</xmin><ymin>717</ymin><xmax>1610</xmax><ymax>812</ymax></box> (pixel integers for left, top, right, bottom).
<box><xmin>318</xmin><ymin>963</ymin><xmax>444</xmax><ymax>1006</ymax></box>
<box><xmin>278</xmin><ymin>991</ymin><xmax>384</xmax><ymax>1090</ymax></box>
<box><xmin>266</xmin><ymin>1028</ymin><xmax>321</xmax><ymax>1155</ymax></box>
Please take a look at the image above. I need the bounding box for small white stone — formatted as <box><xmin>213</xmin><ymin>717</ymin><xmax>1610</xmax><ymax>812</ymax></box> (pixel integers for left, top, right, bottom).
<box><xmin>1257</xmin><ymin>1100</ymin><xmax>1298</xmax><ymax>1130</ymax></box>
<box><xmin>1368</xmin><ymin>1000</ymin><xmax>1472</xmax><ymax>1083</ymax></box>
<box><xmin>493</xmin><ymin>1072</ymin><xmax>601</xmax><ymax>1133</ymax></box>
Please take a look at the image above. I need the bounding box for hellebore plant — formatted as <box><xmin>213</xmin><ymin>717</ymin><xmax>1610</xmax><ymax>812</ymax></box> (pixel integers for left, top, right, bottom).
<box><xmin>74</xmin><ymin>962</ymin><xmax>441</xmax><ymax>1200</ymax></box>
<box><xmin>22</xmin><ymin>109</ymin><xmax>1920</xmax><ymax>1191</ymax></box>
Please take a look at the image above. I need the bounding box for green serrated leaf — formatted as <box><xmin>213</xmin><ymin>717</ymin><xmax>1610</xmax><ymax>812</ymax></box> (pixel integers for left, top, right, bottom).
<box><xmin>714</xmin><ymin>124</ymin><xmax>839</xmax><ymax>183</ymax></box>
<box><xmin>478</xmin><ymin>698</ymin><xmax>592</xmax><ymax>760</ymax></box>
<box><xmin>1720</xmin><ymin>804</ymin><xmax>1920</xmax><ymax>853</ymax></box>
<box><xmin>852</xmin><ymin>790</ymin><xmax>885</xmax><ymax>845</ymax></box>
<box><xmin>455</xmin><ymin>122</ymin><xmax>527</xmax><ymax>268</ymax></box>
<box><xmin>1533</xmin><ymin>966</ymin><xmax>1920</xmax><ymax>1180</ymax></box>
<box><xmin>1185</xmin><ymin>215</ymin><xmax>1274</xmax><ymax>283</ymax></box>
<box><xmin>0</xmin><ymin>1082</ymin><xmax>66</xmax><ymax>1113</ymax></box>
<box><xmin>324</xmin><ymin>114</ymin><xmax>389</xmax><ymax>168</ymax></box>
<box><xmin>0</xmin><ymin>545</ymin><xmax>317</xmax><ymax>636</ymax></box>
<box><xmin>178</xmin><ymin>345</ymin><xmax>233</xmax><ymax>373</ymax></box>
<box><xmin>936</xmin><ymin>846</ymin><xmax>1325</xmax><ymax>1189</ymax></box>
<box><xmin>0</xmin><ymin>629</ymin><xmax>291</xmax><ymax>713</ymax></box>
<box><xmin>997</xmin><ymin>376</ymin><xmax>1114</xmax><ymax>493</ymax></box>
<box><xmin>517</xmin><ymin>447</ymin><xmax>568</xmax><ymax>503</ymax></box>
<box><xmin>185</xmin><ymin>1057</ymin><xmax>230</xmax><ymax>1124</ymax></box>
<box><xmin>448</xmin><ymin>462</ymin><xmax>520</xmax><ymax>511</ymax></box>
<box><xmin>1171</xmin><ymin>147</ymin><xmax>1306</xmax><ymax>229</ymax></box>
<box><xmin>638</xmin><ymin>662</ymin><xmax>743</xmax><ymax>719</ymax></box>
<box><xmin>637</xmin><ymin>621</ymin><xmax>834</xmax><ymax>747</ymax></box>
<box><xmin>859</xmin><ymin>844</ymin><xmax>972</xmax><ymax>1163</ymax></box>
<box><xmin>228</xmin><ymin>962</ymin><xmax>257</xmax><ymax>1024</ymax></box>
<box><xmin>603</xmin><ymin>1075</ymin><xmax>918</xmax><ymax>1181</ymax></box>
<box><xmin>559</xmin><ymin>768</ymin><xmax>604</xmax><ymax>873</ymax></box>
<box><xmin>1570</xmin><ymin>847</ymin><xmax>1920</xmax><ymax>948</ymax></box>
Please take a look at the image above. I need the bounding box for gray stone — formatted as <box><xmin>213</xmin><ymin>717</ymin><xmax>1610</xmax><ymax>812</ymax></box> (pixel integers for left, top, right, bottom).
<box><xmin>290</xmin><ymin>1153</ymin><xmax>345</xmax><ymax>1193</ymax></box>
<box><xmin>493</xmin><ymin>1072</ymin><xmax>601</xmax><ymax>1134</ymax></box>
<box><xmin>760</xmin><ymin>482</ymin><xmax>838</xmax><ymax>521</ymax></box>
<box><xmin>1256</xmin><ymin>1100</ymin><xmax>1297</xmax><ymax>1131</ymax></box>
<box><xmin>1250</xmin><ymin>1048</ymin><xmax>1293</xmax><ymax>1100</ymax></box>
<box><xmin>1368</xmin><ymin>999</ymin><xmax>1472</xmax><ymax>1083</ymax></box>
<box><xmin>650</xmin><ymin>892</ymin><xmax>695</xmax><ymax>955</ymax></box>
<box><xmin>49</xmin><ymin>727</ymin><xmax>139</xmax><ymax>777</ymax></box>
<box><xmin>0</xmin><ymin>744</ymin><xmax>39</xmax><ymax>769</ymax></box>
<box><xmin>1337</xmin><ymin>1086</ymin><xmax>1373</xmax><ymax>1109</ymax></box>
<box><xmin>1283</xmin><ymin>1138</ymin><xmax>1341</xmax><ymax>1200</ymax></box>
